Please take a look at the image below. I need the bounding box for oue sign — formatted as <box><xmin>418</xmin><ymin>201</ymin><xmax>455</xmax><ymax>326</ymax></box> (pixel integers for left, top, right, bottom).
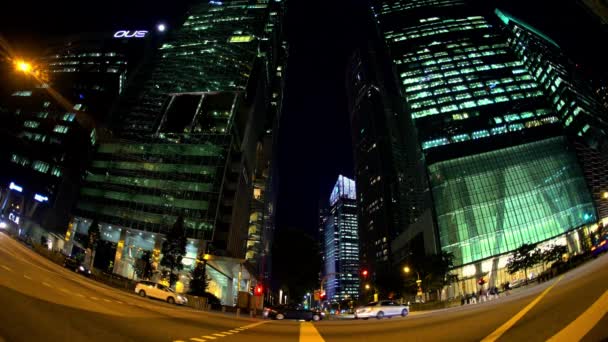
<box><xmin>114</xmin><ymin>30</ymin><xmax>148</xmax><ymax>38</ymax></box>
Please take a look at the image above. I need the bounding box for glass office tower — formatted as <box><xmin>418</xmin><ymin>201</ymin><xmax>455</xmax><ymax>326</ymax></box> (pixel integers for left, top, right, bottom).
<box><xmin>69</xmin><ymin>0</ymin><xmax>284</xmax><ymax>295</ymax></box>
<box><xmin>355</xmin><ymin>0</ymin><xmax>599</xmax><ymax>292</ymax></box>
<box><xmin>322</xmin><ymin>175</ymin><xmax>360</xmax><ymax>301</ymax></box>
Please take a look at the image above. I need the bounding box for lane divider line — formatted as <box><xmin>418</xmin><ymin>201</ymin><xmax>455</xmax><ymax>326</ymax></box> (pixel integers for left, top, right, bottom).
<box><xmin>189</xmin><ymin>339</ymin><xmax>206</xmax><ymax>342</ymax></box>
<box><xmin>42</xmin><ymin>282</ymin><xmax>52</xmax><ymax>287</ymax></box>
<box><xmin>76</xmin><ymin>294</ymin><xmax>85</xmax><ymax>298</ymax></box>
<box><xmin>481</xmin><ymin>275</ymin><xmax>563</xmax><ymax>342</ymax></box>
<box><xmin>1</xmin><ymin>265</ymin><xmax>12</xmax><ymax>272</ymax></box>
<box><xmin>60</xmin><ymin>288</ymin><xmax>69</xmax><ymax>293</ymax></box>
<box><xmin>211</xmin><ymin>334</ymin><xmax>225</xmax><ymax>337</ymax></box>
<box><xmin>23</xmin><ymin>274</ymin><xmax>32</xmax><ymax>280</ymax></box>
<box><xmin>90</xmin><ymin>297</ymin><xmax>99</xmax><ymax>300</ymax></box>
<box><xmin>299</xmin><ymin>322</ymin><xmax>325</xmax><ymax>342</ymax></box>
<box><xmin>201</xmin><ymin>336</ymin><xmax>216</xmax><ymax>340</ymax></box>
<box><xmin>103</xmin><ymin>299</ymin><xmax>112</xmax><ymax>303</ymax></box>
<box><xmin>547</xmin><ymin>289</ymin><xmax>608</xmax><ymax>342</ymax></box>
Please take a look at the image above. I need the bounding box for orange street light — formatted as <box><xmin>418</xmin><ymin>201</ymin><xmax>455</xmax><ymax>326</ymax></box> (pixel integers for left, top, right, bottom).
<box><xmin>14</xmin><ymin>60</ymin><xmax>32</xmax><ymax>73</ymax></box>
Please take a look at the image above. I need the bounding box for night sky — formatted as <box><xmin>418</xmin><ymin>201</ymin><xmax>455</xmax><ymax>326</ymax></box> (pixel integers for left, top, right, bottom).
<box><xmin>1</xmin><ymin>0</ymin><xmax>606</xmax><ymax>239</ymax></box>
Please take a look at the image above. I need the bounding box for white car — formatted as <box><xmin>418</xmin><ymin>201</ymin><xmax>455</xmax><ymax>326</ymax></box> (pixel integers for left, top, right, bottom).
<box><xmin>355</xmin><ymin>300</ymin><xmax>409</xmax><ymax>320</ymax></box>
<box><xmin>134</xmin><ymin>281</ymin><xmax>188</xmax><ymax>305</ymax></box>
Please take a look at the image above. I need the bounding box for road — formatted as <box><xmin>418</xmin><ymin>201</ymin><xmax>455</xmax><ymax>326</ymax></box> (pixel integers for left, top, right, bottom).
<box><xmin>1</xmin><ymin>232</ymin><xmax>607</xmax><ymax>342</ymax></box>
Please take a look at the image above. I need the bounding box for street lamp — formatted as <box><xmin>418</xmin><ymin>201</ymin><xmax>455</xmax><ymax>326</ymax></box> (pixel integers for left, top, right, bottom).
<box><xmin>14</xmin><ymin>60</ymin><xmax>32</xmax><ymax>73</ymax></box>
<box><xmin>365</xmin><ymin>284</ymin><xmax>370</xmax><ymax>290</ymax></box>
<box><xmin>403</xmin><ymin>266</ymin><xmax>423</xmax><ymax>300</ymax></box>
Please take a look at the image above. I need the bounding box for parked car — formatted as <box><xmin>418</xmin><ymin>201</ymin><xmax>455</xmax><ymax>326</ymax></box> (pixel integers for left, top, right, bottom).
<box><xmin>264</xmin><ymin>304</ymin><xmax>324</xmax><ymax>321</ymax></box>
<box><xmin>63</xmin><ymin>257</ymin><xmax>91</xmax><ymax>277</ymax></box>
<box><xmin>134</xmin><ymin>281</ymin><xmax>187</xmax><ymax>305</ymax></box>
<box><xmin>355</xmin><ymin>300</ymin><xmax>409</xmax><ymax>320</ymax></box>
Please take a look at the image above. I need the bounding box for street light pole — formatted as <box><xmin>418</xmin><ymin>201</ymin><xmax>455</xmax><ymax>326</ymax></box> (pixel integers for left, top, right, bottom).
<box><xmin>404</xmin><ymin>266</ymin><xmax>423</xmax><ymax>301</ymax></box>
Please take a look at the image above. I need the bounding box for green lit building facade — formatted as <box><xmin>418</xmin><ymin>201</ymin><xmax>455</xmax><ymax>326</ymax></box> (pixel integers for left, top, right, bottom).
<box><xmin>67</xmin><ymin>0</ymin><xmax>284</xmax><ymax>303</ymax></box>
<box><xmin>352</xmin><ymin>0</ymin><xmax>605</xmax><ymax>295</ymax></box>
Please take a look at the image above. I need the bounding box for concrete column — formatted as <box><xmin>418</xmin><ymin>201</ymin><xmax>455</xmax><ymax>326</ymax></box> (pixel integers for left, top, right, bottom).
<box><xmin>113</xmin><ymin>228</ymin><xmax>128</xmax><ymax>275</ymax></box>
<box><xmin>226</xmin><ymin>277</ymin><xmax>234</xmax><ymax>306</ymax></box>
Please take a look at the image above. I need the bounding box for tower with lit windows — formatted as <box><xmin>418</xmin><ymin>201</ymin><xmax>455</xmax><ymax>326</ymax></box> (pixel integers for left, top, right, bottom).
<box><xmin>322</xmin><ymin>175</ymin><xmax>359</xmax><ymax>301</ymax></box>
<box><xmin>348</xmin><ymin>0</ymin><xmax>603</xmax><ymax>295</ymax></box>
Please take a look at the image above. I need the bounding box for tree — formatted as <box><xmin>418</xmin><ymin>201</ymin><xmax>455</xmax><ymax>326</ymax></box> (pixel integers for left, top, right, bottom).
<box><xmin>189</xmin><ymin>254</ymin><xmax>210</xmax><ymax>296</ymax></box>
<box><xmin>506</xmin><ymin>243</ymin><xmax>541</xmax><ymax>282</ymax></box>
<box><xmin>272</xmin><ymin>227</ymin><xmax>321</xmax><ymax>302</ymax></box>
<box><xmin>135</xmin><ymin>250</ymin><xmax>153</xmax><ymax>280</ymax></box>
<box><xmin>86</xmin><ymin>219</ymin><xmax>100</xmax><ymax>270</ymax></box>
<box><xmin>161</xmin><ymin>216</ymin><xmax>187</xmax><ymax>286</ymax></box>
<box><xmin>541</xmin><ymin>244</ymin><xmax>568</xmax><ymax>269</ymax></box>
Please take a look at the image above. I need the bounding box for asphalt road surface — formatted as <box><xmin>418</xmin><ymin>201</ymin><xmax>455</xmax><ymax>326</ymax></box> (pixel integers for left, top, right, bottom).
<box><xmin>1</xmin><ymin>232</ymin><xmax>607</xmax><ymax>342</ymax></box>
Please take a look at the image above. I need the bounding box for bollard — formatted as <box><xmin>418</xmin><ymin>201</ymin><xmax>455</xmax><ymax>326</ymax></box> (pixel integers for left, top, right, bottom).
<box><xmin>236</xmin><ymin>308</ymin><xmax>240</xmax><ymax>318</ymax></box>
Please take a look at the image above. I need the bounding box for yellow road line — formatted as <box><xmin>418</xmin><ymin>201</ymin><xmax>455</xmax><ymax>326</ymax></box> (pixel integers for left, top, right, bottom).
<box><xmin>221</xmin><ymin>331</ymin><xmax>233</xmax><ymax>335</ymax></box>
<box><xmin>23</xmin><ymin>274</ymin><xmax>32</xmax><ymax>280</ymax></box>
<box><xmin>1</xmin><ymin>265</ymin><xmax>12</xmax><ymax>272</ymax></box>
<box><xmin>299</xmin><ymin>322</ymin><xmax>325</xmax><ymax>342</ymax></box>
<box><xmin>189</xmin><ymin>339</ymin><xmax>206</xmax><ymax>342</ymax></box>
<box><xmin>42</xmin><ymin>282</ymin><xmax>52</xmax><ymax>287</ymax></box>
<box><xmin>201</xmin><ymin>336</ymin><xmax>216</xmax><ymax>340</ymax></box>
<box><xmin>211</xmin><ymin>334</ymin><xmax>225</xmax><ymax>337</ymax></box>
<box><xmin>481</xmin><ymin>275</ymin><xmax>563</xmax><ymax>342</ymax></box>
<box><xmin>240</xmin><ymin>321</ymin><xmax>269</xmax><ymax>330</ymax></box>
<box><xmin>547</xmin><ymin>289</ymin><xmax>608</xmax><ymax>342</ymax></box>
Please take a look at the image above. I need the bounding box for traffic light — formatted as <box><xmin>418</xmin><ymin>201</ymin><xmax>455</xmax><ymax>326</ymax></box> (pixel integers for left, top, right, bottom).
<box><xmin>319</xmin><ymin>291</ymin><xmax>326</xmax><ymax>300</ymax></box>
<box><xmin>362</xmin><ymin>269</ymin><xmax>368</xmax><ymax>277</ymax></box>
<box><xmin>254</xmin><ymin>284</ymin><xmax>263</xmax><ymax>296</ymax></box>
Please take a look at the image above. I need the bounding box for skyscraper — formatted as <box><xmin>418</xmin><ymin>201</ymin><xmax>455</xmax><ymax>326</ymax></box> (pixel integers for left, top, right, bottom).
<box><xmin>0</xmin><ymin>32</ymin><xmax>138</xmax><ymax>243</ymax></box>
<box><xmin>322</xmin><ymin>175</ymin><xmax>359</xmax><ymax>301</ymax></box>
<box><xmin>349</xmin><ymin>0</ymin><xmax>605</xmax><ymax>295</ymax></box>
<box><xmin>65</xmin><ymin>0</ymin><xmax>285</xmax><ymax>304</ymax></box>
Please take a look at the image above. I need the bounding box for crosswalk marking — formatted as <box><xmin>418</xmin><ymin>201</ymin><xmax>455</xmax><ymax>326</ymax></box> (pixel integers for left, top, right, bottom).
<box><xmin>189</xmin><ymin>338</ymin><xmax>206</xmax><ymax>342</ymax></box>
<box><xmin>42</xmin><ymin>282</ymin><xmax>52</xmax><ymax>287</ymax></box>
<box><xmin>23</xmin><ymin>274</ymin><xmax>32</xmax><ymax>280</ymax></box>
<box><xmin>201</xmin><ymin>336</ymin><xmax>216</xmax><ymax>340</ymax></box>
<box><xmin>1</xmin><ymin>265</ymin><xmax>12</xmax><ymax>272</ymax></box>
<box><xmin>212</xmin><ymin>334</ymin><xmax>225</xmax><ymax>337</ymax></box>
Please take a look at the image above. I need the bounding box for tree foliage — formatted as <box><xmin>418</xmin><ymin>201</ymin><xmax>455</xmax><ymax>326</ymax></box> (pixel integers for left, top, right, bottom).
<box><xmin>161</xmin><ymin>216</ymin><xmax>187</xmax><ymax>285</ymax></box>
<box><xmin>506</xmin><ymin>243</ymin><xmax>540</xmax><ymax>280</ymax></box>
<box><xmin>541</xmin><ymin>244</ymin><xmax>568</xmax><ymax>266</ymax></box>
<box><xmin>272</xmin><ymin>227</ymin><xmax>321</xmax><ymax>302</ymax></box>
<box><xmin>86</xmin><ymin>219</ymin><xmax>100</xmax><ymax>250</ymax></box>
<box><xmin>189</xmin><ymin>255</ymin><xmax>210</xmax><ymax>296</ymax></box>
<box><xmin>135</xmin><ymin>250</ymin><xmax>153</xmax><ymax>280</ymax></box>
<box><xmin>404</xmin><ymin>250</ymin><xmax>457</xmax><ymax>294</ymax></box>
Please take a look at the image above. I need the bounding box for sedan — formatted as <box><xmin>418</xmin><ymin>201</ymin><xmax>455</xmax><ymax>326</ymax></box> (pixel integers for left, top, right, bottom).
<box><xmin>134</xmin><ymin>281</ymin><xmax>188</xmax><ymax>305</ymax></box>
<box><xmin>63</xmin><ymin>257</ymin><xmax>92</xmax><ymax>277</ymax></box>
<box><xmin>264</xmin><ymin>305</ymin><xmax>323</xmax><ymax>321</ymax></box>
<box><xmin>355</xmin><ymin>300</ymin><xmax>409</xmax><ymax>320</ymax></box>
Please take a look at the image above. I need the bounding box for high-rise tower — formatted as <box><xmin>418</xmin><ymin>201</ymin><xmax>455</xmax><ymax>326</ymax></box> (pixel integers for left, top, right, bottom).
<box><xmin>66</xmin><ymin>1</ymin><xmax>285</xmax><ymax>303</ymax></box>
<box><xmin>348</xmin><ymin>0</ymin><xmax>605</xmax><ymax>295</ymax></box>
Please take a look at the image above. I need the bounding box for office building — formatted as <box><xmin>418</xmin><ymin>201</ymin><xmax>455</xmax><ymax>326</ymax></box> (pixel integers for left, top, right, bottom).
<box><xmin>322</xmin><ymin>175</ymin><xmax>359</xmax><ymax>301</ymax></box>
<box><xmin>66</xmin><ymin>0</ymin><xmax>285</xmax><ymax>305</ymax></box>
<box><xmin>348</xmin><ymin>0</ymin><xmax>605</xmax><ymax>295</ymax></box>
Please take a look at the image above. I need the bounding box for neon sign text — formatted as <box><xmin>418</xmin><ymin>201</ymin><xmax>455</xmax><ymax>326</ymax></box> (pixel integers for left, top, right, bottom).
<box><xmin>113</xmin><ymin>30</ymin><xmax>148</xmax><ymax>38</ymax></box>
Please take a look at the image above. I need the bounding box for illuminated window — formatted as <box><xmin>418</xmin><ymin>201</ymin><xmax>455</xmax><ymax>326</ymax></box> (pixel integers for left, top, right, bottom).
<box><xmin>32</xmin><ymin>160</ymin><xmax>50</xmax><ymax>174</ymax></box>
<box><xmin>62</xmin><ymin>113</ymin><xmax>76</xmax><ymax>122</ymax></box>
<box><xmin>24</xmin><ymin>121</ymin><xmax>39</xmax><ymax>128</ymax></box>
<box><xmin>53</xmin><ymin>125</ymin><xmax>69</xmax><ymax>134</ymax></box>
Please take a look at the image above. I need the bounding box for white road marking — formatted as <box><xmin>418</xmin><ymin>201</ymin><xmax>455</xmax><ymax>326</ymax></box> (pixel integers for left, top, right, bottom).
<box><xmin>60</xmin><ymin>288</ymin><xmax>69</xmax><ymax>293</ymax></box>
<box><xmin>90</xmin><ymin>296</ymin><xmax>99</xmax><ymax>300</ymax></box>
<box><xmin>189</xmin><ymin>339</ymin><xmax>206</xmax><ymax>342</ymax></box>
<box><xmin>42</xmin><ymin>282</ymin><xmax>52</xmax><ymax>287</ymax></box>
<box><xmin>228</xmin><ymin>330</ymin><xmax>240</xmax><ymax>333</ymax></box>
<box><xmin>201</xmin><ymin>336</ymin><xmax>217</xmax><ymax>340</ymax></box>
<box><xmin>212</xmin><ymin>334</ymin><xmax>225</xmax><ymax>337</ymax></box>
<box><xmin>103</xmin><ymin>299</ymin><xmax>112</xmax><ymax>302</ymax></box>
<box><xmin>115</xmin><ymin>300</ymin><xmax>124</xmax><ymax>304</ymax></box>
<box><xmin>1</xmin><ymin>265</ymin><xmax>12</xmax><ymax>272</ymax></box>
<box><xmin>76</xmin><ymin>294</ymin><xmax>85</xmax><ymax>298</ymax></box>
<box><xmin>23</xmin><ymin>274</ymin><xmax>33</xmax><ymax>280</ymax></box>
<box><xmin>222</xmin><ymin>331</ymin><xmax>234</xmax><ymax>335</ymax></box>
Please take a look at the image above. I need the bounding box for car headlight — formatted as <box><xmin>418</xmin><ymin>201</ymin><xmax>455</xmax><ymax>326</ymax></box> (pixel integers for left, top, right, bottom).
<box><xmin>79</xmin><ymin>266</ymin><xmax>85</xmax><ymax>271</ymax></box>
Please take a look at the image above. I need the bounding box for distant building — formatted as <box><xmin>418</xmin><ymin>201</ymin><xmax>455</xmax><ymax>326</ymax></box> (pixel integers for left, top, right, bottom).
<box><xmin>322</xmin><ymin>175</ymin><xmax>359</xmax><ymax>301</ymax></box>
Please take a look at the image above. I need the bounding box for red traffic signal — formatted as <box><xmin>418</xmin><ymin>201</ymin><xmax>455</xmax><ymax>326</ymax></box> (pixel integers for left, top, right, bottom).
<box><xmin>362</xmin><ymin>269</ymin><xmax>368</xmax><ymax>277</ymax></box>
<box><xmin>254</xmin><ymin>285</ymin><xmax>263</xmax><ymax>296</ymax></box>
